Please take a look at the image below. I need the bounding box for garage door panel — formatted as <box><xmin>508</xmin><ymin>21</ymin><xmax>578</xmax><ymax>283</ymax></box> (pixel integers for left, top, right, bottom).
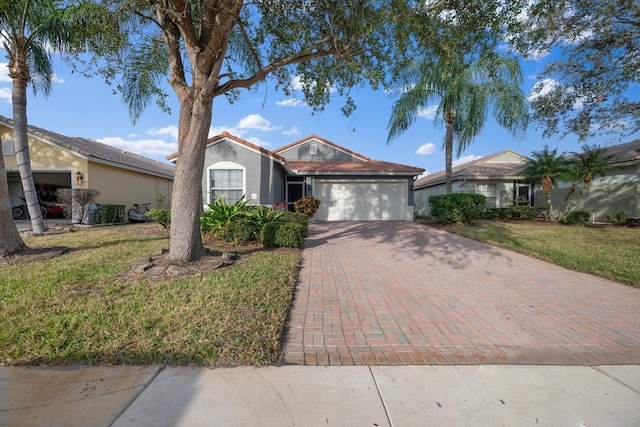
<box><xmin>315</xmin><ymin>180</ymin><xmax>408</xmax><ymax>221</ymax></box>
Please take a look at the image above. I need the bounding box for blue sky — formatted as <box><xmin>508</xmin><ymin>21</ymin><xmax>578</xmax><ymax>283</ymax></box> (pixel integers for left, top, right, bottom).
<box><xmin>0</xmin><ymin>48</ymin><xmax>632</xmax><ymax>177</ymax></box>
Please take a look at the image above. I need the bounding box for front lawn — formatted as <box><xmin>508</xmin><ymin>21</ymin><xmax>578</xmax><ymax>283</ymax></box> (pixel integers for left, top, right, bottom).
<box><xmin>0</xmin><ymin>223</ymin><xmax>301</xmax><ymax>365</ymax></box>
<box><xmin>440</xmin><ymin>220</ymin><xmax>640</xmax><ymax>288</ymax></box>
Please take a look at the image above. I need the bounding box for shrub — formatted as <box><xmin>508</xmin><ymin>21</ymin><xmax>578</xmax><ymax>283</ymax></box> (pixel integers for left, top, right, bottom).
<box><xmin>559</xmin><ymin>210</ymin><xmax>590</xmax><ymax>225</ymax></box>
<box><xmin>605</xmin><ymin>211</ymin><xmax>628</xmax><ymax>225</ymax></box>
<box><xmin>479</xmin><ymin>206</ymin><xmax>546</xmax><ymax>220</ymax></box>
<box><xmin>201</xmin><ymin>197</ymin><xmax>250</xmax><ymax>233</ymax></box>
<box><xmin>294</xmin><ymin>196</ymin><xmax>321</xmax><ymax>218</ymax></box>
<box><xmin>216</xmin><ymin>221</ymin><xmax>257</xmax><ymax>244</ymax></box>
<box><xmin>275</xmin><ymin>222</ymin><xmax>306</xmax><ymax>248</ymax></box>
<box><xmin>429</xmin><ymin>193</ymin><xmax>487</xmax><ymax>224</ymax></box>
<box><xmin>247</xmin><ymin>205</ymin><xmax>284</xmax><ymax>230</ymax></box>
<box><xmin>56</xmin><ymin>188</ymin><xmax>101</xmax><ymax>224</ymax></box>
<box><xmin>281</xmin><ymin>211</ymin><xmax>309</xmax><ymax>231</ymax></box>
<box><xmin>260</xmin><ymin>222</ymin><xmax>280</xmax><ymax>248</ymax></box>
<box><xmin>146</xmin><ymin>208</ymin><xmax>171</xmax><ymax>229</ymax></box>
<box><xmin>95</xmin><ymin>204</ymin><xmax>125</xmax><ymax>224</ymax></box>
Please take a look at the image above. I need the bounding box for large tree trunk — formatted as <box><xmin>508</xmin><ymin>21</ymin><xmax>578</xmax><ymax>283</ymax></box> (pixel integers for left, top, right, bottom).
<box><xmin>0</xmin><ymin>145</ymin><xmax>27</xmax><ymax>257</ymax></box>
<box><xmin>11</xmin><ymin>65</ymin><xmax>47</xmax><ymax>233</ymax></box>
<box><xmin>168</xmin><ymin>96</ymin><xmax>214</xmax><ymax>263</ymax></box>
<box><xmin>444</xmin><ymin>110</ymin><xmax>455</xmax><ymax>194</ymax></box>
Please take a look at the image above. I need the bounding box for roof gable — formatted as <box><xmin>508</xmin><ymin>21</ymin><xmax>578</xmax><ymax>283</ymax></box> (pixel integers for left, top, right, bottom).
<box><xmin>0</xmin><ymin>115</ymin><xmax>175</xmax><ymax>179</ymax></box>
<box><xmin>166</xmin><ymin>132</ymin><xmax>285</xmax><ymax>164</ymax></box>
<box><xmin>415</xmin><ymin>149</ymin><xmax>529</xmax><ymax>189</ymax></box>
<box><xmin>274</xmin><ymin>134</ymin><xmax>371</xmax><ymax>161</ymax></box>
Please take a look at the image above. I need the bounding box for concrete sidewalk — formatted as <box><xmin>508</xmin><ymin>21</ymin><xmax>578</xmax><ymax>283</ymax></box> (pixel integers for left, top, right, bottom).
<box><xmin>1</xmin><ymin>365</ymin><xmax>639</xmax><ymax>426</ymax></box>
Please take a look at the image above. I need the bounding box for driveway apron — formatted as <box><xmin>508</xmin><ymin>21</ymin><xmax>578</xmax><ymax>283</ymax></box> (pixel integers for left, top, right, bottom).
<box><xmin>282</xmin><ymin>222</ymin><xmax>640</xmax><ymax>365</ymax></box>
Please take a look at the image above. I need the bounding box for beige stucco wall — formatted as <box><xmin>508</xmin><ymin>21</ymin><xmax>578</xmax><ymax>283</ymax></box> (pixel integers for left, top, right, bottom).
<box><xmin>88</xmin><ymin>161</ymin><xmax>172</xmax><ymax>210</ymax></box>
<box><xmin>2</xmin><ymin>128</ymin><xmax>89</xmax><ymax>177</ymax></box>
<box><xmin>3</xmin><ymin>125</ymin><xmax>173</xmax><ymax>212</ymax></box>
<box><xmin>534</xmin><ymin>163</ymin><xmax>640</xmax><ymax>220</ymax></box>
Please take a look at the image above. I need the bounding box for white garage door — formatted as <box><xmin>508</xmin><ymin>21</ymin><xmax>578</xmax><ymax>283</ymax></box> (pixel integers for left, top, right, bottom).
<box><xmin>314</xmin><ymin>180</ymin><xmax>409</xmax><ymax>221</ymax></box>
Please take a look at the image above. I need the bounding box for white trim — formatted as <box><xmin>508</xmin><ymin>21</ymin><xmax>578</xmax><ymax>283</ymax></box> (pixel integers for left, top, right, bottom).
<box><xmin>2</xmin><ymin>138</ymin><xmax>14</xmax><ymax>155</ymax></box>
<box><xmin>207</xmin><ymin>136</ymin><xmax>284</xmax><ymax>163</ymax></box>
<box><xmin>206</xmin><ymin>161</ymin><xmax>246</xmax><ymax>206</ymax></box>
<box><xmin>277</xmin><ymin>137</ymin><xmax>370</xmax><ymax>161</ymax></box>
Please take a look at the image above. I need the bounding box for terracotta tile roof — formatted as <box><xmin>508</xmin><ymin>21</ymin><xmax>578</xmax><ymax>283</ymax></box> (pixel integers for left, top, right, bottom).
<box><xmin>415</xmin><ymin>150</ymin><xmax>528</xmax><ymax>188</ymax></box>
<box><xmin>0</xmin><ymin>115</ymin><xmax>175</xmax><ymax>179</ymax></box>
<box><xmin>287</xmin><ymin>160</ymin><xmax>424</xmax><ymax>174</ymax></box>
<box><xmin>166</xmin><ymin>132</ymin><xmax>285</xmax><ymax>163</ymax></box>
<box><xmin>274</xmin><ymin>134</ymin><xmax>372</xmax><ymax>161</ymax></box>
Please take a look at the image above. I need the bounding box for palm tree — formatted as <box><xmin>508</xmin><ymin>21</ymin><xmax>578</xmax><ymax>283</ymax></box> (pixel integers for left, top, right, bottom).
<box><xmin>574</xmin><ymin>144</ymin><xmax>613</xmax><ymax>193</ymax></box>
<box><xmin>520</xmin><ymin>145</ymin><xmax>568</xmax><ymax>219</ymax></box>
<box><xmin>1</xmin><ymin>0</ymin><xmax>102</xmax><ymax>235</ymax></box>
<box><xmin>558</xmin><ymin>161</ymin><xmax>585</xmax><ymax>214</ymax></box>
<box><xmin>0</xmin><ymin>0</ymin><xmax>105</xmax><ymax>255</ymax></box>
<box><xmin>387</xmin><ymin>52</ymin><xmax>528</xmax><ymax>194</ymax></box>
<box><xmin>564</xmin><ymin>144</ymin><xmax>613</xmax><ymax>211</ymax></box>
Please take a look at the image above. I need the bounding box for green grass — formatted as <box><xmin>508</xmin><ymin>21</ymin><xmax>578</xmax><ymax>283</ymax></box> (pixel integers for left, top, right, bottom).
<box><xmin>0</xmin><ymin>224</ymin><xmax>301</xmax><ymax>366</ymax></box>
<box><xmin>442</xmin><ymin>220</ymin><xmax>640</xmax><ymax>287</ymax></box>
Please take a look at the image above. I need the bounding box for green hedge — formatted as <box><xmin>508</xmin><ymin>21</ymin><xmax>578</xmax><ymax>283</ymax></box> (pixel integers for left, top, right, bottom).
<box><xmin>281</xmin><ymin>211</ymin><xmax>309</xmax><ymax>231</ymax></box>
<box><xmin>429</xmin><ymin>194</ymin><xmax>487</xmax><ymax>224</ymax></box>
<box><xmin>95</xmin><ymin>204</ymin><xmax>125</xmax><ymax>224</ymax></box>
<box><xmin>260</xmin><ymin>222</ymin><xmax>305</xmax><ymax>248</ymax></box>
<box><xmin>559</xmin><ymin>210</ymin><xmax>590</xmax><ymax>226</ymax></box>
<box><xmin>479</xmin><ymin>206</ymin><xmax>547</xmax><ymax>220</ymax></box>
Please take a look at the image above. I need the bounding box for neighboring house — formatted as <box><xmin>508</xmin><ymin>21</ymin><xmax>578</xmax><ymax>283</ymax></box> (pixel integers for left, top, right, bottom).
<box><xmin>414</xmin><ymin>150</ymin><xmax>532</xmax><ymax>216</ymax></box>
<box><xmin>538</xmin><ymin>139</ymin><xmax>640</xmax><ymax>220</ymax></box>
<box><xmin>1</xmin><ymin>115</ymin><xmax>174</xmax><ymax>216</ymax></box>
<box><xmin>167</xmin><ymin>133</ymin><xmax>424</xmax><ymax>221</ymax></box>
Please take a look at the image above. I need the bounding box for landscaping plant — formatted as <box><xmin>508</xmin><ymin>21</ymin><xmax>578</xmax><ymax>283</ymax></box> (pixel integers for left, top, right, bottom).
<box><xmin>294</xmin><ymin>196</ymin><xmax>321</xmax><ymax>219</ymax></box>
<box><xmin>146</xmin><ymin>208</ymin><xmax>171</xmax><ymax>229</ymax></box>
<box><xmin>429</xmin><ymin>193</ymin><xmax>487</xmax><ymax>224</ymax></box>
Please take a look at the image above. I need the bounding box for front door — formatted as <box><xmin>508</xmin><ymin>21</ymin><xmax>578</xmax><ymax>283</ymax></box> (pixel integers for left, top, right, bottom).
<box><xmin>286</xmin><ymin>177</ymin><xmax>305</xmax><ymax>211</ymax></box>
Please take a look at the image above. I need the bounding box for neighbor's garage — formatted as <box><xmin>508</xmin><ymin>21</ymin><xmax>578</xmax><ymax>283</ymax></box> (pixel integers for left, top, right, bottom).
<box><xmin>314</xmin><ymin>179</ymin><xmax>409</xmax><ymax>221</ymax></box>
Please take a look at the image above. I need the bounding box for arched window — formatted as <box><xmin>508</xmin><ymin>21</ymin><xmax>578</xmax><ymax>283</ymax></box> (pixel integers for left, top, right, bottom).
<box><xmin>309</xmin><ymin>143</ymin><xmax>317</xmax><ymax>156</ymax></box>
<box><xmin>2</xmin><ymin>139</ymin><xmax>14</xmax><ymax>155</ymax></box>
<box><xmin>207</xmin><ymin>161</ymin><xmax>246</xmax><ymax>204</ymax></box>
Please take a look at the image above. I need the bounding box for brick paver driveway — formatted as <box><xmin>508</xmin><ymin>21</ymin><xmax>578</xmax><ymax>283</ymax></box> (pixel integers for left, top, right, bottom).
<box><xmin>282</xmin><ymin>222</ymin><xmax>640</xmax><ymax>365</ymax></box>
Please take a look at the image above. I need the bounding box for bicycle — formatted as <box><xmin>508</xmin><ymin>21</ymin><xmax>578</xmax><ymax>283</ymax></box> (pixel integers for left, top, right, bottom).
<box><xmin>12</xmin><ymin>196</ymin><xmax>48</xmax><ymax>220</ymax></box>
<box><xmin>128</xmin><ymin>202</ymin><xmax>151</xmax><ymax>223</ymax></box>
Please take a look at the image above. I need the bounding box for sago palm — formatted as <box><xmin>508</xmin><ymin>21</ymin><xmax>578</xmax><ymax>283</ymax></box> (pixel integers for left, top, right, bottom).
<box><xmin>387</xmin><ymin>52</ymin><xmax>528</xmax><ymax>194</ymax></box>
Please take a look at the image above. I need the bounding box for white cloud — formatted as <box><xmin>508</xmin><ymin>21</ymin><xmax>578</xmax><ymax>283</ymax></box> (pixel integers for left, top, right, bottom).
<box><xmin>148</xmin><ymin>125</ymin><xmax>179</xmax><ymax>140</ymax></box>
<box><xmin>453</xmin><ymin>155</ymin><xmax>483</xmax><ymax>167</ymax></box>
<box><xmin>528</xmin><ymin>78</ymin><xmax>585</xmax><ymax>109</ymax></box>
<box><xmin>283</xmin><ymin>126</ymin><xmax>300</xmax><ymax>136</ymax></box>
<box><xmin>416</xmin><ymin>170</ymin><xmax>431</xmax><ymax>180</ymax></box>
<box><xmin>416</xmin><ymin>143</ymin><xmax>436</xmax><ymax>155</ymax></box>
<box><xmin>289</xmin><ymin>75</ymin><xmax>303</xmax><ymax>91</ymax></box>
<box><xmin>527</xmin><ymin>78</ymin><xmax>560</xmax><ymax>102</ymax></box>
<box><xmin>237</xmin><ymin>114</ymin><xmax>280</xmax><ymax>131</ymax></box>
<box><xmin>0</xmin><ymin>63</ymin><xmax>10</xmax><ymax>82</ymax></box>
<box><xmin>209</xmin><ymin>125</ymin><xmax>241</xmax><ymax>137</ymax></box>
<box><xmin>0</xmin><ymin>87</ymin><xmax>11</xmax><ymax>102</ymax></box>
<box><xmin>52</xmin><ymin>74</ymin><xmax>64</xmax><ymax>84</ymax></box>
<box><xmin>417</xmin><ymin>105</ymin><xmax>438</xmax><ymax>120</ymax></box>
<box><xmin>276</xmin><ymin>98</ymin><xmax>307</xmax><ymax>108</ymax></box>
<box><xmin>245</xmin><ymin>136</ymin><xmax>271</xmax><ymax>148</ymax></box>
<box><xmin>97</xmin><ymin>136</ymin><xmax>178</xmax><ymax>158</ymax></box>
